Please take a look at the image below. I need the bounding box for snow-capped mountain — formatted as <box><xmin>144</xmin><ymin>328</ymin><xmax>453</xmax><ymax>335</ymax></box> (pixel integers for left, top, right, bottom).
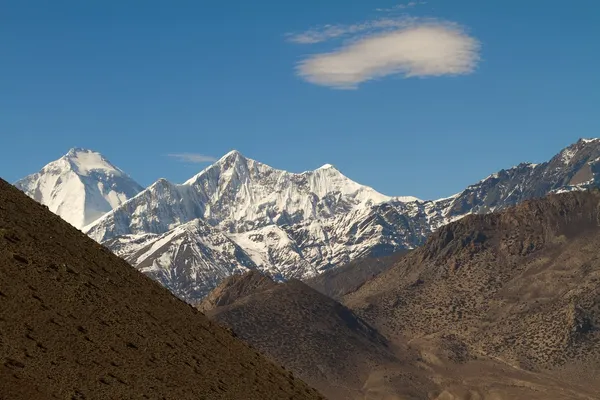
<box><xmin>81</xmin><ymin>139</ymin><xmax>600</xmax><ymax>302</ymax></box>
<box><xmin>20</xmin><ymin>139</ymin><xmax>600</xmax><ymax>303</ymax></box>
<box><xmin>84</xmin><ymin>150</ymin><xmax>410</xmax><ymax>301</ymax></box>
<box><xmin>15</xmin><ymin>148</ymin><xmax>143</xmax><ymax>229</ymax></box>
<box><xmin>85</xmin><ymin>150</ymin><xmax>395</xmax><ymax>241</ymax></box>
<box><xmin>103</xmin><ymin>219</ymin><xmax>258</xmax><ymax>300</ymax></box>
<box><xmin>440</xmin><ymin>138</ymin><xmax>600</xmax><ymax>219</ymax></box>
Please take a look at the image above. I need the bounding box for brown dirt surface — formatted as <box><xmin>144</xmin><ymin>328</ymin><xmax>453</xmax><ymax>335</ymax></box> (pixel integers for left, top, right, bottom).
<box><xmin>305</xmin><ymin>252</ymin><xmax>407</xmax><ymax>300</ymax></box>
<box><xmin>0</xmin><ymin>178</ymin><xmax>324</xmax><ymax>400</ymax></box>
<box><xmin>344</xmin><ymin>190</ymin><xmax>600</xmax><ymax>398</ymax></box>
<box><xmin>197</xmin><ymin>269</ymin><xmax>277</xmax><ymax>312</ymax></box>
<box><xmin>202</xmin><ymin>276</ymin><xmax>434</xmax><ymax>400</ymax></box>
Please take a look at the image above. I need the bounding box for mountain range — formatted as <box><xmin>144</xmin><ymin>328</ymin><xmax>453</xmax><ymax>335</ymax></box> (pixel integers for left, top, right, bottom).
<box><xmin>199</xmin><ymin>189</ymin><xmax>600</xmax><ymax>399</ymax></box>
<box><xmin>15</xmin><ymin>138</ymin><xmax>600</xmax><ymax>302</ymax></box>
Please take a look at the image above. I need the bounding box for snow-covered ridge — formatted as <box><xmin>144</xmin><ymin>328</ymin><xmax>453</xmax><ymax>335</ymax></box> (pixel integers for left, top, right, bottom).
<box><xmin>317</xmin><ymin>163</ymin><xmax>335</xmax><ymax>170</ymax></box>
<box><xmin>86</xmin><ymin>138</ymin><xmax>600</xmax><ymax>301</ymax></box>
<box><xmin>65</xmin><ymin>148</ymin><xmax>125</xmax><ymax>176</ymax></box>
<box><xmin>87</xmin><ymin>149</ymin><xmax>396</xmax><ymax>242</ymax></box>
<box><xmin>185</xmin><ymin>150</ymin><xmax>391</xmax><ymax>203</ymax></box>
<box><xmin>18</xmin><ymin>138</ymin><xmax>600</xmax><ymax>303</ymax></box>
<box><xmin>15</xmin><ymin>148</ymin><xmax>143</xmax><ymax>229</ymax></box>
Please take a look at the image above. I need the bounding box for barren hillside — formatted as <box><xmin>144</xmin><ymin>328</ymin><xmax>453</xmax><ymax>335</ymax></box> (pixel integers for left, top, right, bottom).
<box><xmin>0</xmin><ymin>178</ymin><xmax>324</xmax><ymax>400</ymax></box>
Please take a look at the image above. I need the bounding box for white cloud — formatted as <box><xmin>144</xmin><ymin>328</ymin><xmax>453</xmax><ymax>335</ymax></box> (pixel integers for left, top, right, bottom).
<box><xmin>286</xmin><ymin>18</ymin><xmax>418</xmax><ymax>44</ymax></box>
<box><xmin>167</xmin><ymin>153</ymin><xmax>217</xmax><ymax>163</ymax></box>
<box><xmin>376</xmin><ymin>1</ymin><xmax>427</xmax><ymax>12</ymax></box>
<box><xmin>293</xmin><ymin>20</ymin><xmax>481</xmax><ymax>89</ymax></box>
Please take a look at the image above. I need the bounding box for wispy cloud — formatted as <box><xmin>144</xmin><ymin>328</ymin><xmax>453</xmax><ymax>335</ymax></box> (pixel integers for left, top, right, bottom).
<box><xmin>167</xmin><ymin>153</ymin><xmax>217</xmax><ymax>163</ymax></box>
<box><xmin>289</xmin><ymin>17</ymin><xmax>481</xmax><ymax>89</ymax></box>
<box><xmin>286</xmin><ymin>18</ymin><xmax>418</xmax><ymax>44</ymax></box>
<box><xmin>375</xmin><ymin>1</ymin><xmax>427</xmax><ymax>12</ymax></box>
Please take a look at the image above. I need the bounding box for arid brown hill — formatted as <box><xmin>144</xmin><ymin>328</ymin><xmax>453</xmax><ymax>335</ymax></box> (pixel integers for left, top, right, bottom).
<box><xmin>198</xmin><ymin>269</ymin><xmax>277</xmax><ymax>312</ymax></box>
<box><xmin>345</xmin><ymin>190</ymin><xmax>600</xmax><ymax>395</ymax></box>
<box><xmin>305</xmin><ymin>252</ymin><xmax>407</xmax><ymax>300</ymax></box>
<box><xmin>0</xmin><ymin>178</ymin><xmax>324</xmax><ymax>400</ymax></box>
<box><xmin>201</xmin><ymin>274</ymin><xmax>433</xmax><ymax>400</ymax></box>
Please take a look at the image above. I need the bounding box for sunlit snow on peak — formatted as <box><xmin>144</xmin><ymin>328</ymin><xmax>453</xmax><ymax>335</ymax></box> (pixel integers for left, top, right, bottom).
<box><xmin>218</xmin><ymin>149</ymin><xmax>245</xmax><ymax>162</ymax></box>
<box><xmin>16</xmin><ymin>148</ymin><xmax>143</xmax><ymax>229</ymax></box>
<box><xmin>318</xmin><ymin>164</ymin><xmax>335</xmax><ymax>170</ymax></box>
<box><xmin>64</xmin><ymin>148</ymin><xmax>123</xmax><ymax>177</ymax></box>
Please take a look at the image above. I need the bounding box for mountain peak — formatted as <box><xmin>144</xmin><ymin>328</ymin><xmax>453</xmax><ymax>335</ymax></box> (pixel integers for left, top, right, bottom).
<box><xmin>15</xmin><ymin>148</ymin><xmax>143</xmax><ymax>229</ymax></box>
<box><xmin>66</xmin><ymin>147</ymin><xmax>96</xmax><ymax>156</ymax></box>
<box><xmin>577</xmin><ymin>138</ymin><xmax>600</xmax><ymax>144</ymax></box>
<box><xmin>561</xmin><ymin>138</ymin><xmax>600</xmax><ymax>153</ymax></box>
<box><xmin>223</xmin><ymin>149</ymin><xmax>243</xmax><ymax>157</ymax></box>
<box><xmin>62</xmin><ymin>148</ymin><xmax>123</xmax><ymax>177</ymax></box>
<box><xmin>317</xmin><ymin>163</ymin><xmax>335</xmax><ymax>170</ymax></box>
<box><xmin>218</xmin><ymin>149</ymin><xmax>247</xmax><ymax>163</ymax></box>
<box><xmin>553</xmin><ymin>138</ymin><xmax>600</xmax><ymax>166</ymax></box>
<box><xmin>310</xmin><ymin>163</ymin><xmax>343</xmax><ymax>176</ymax></box>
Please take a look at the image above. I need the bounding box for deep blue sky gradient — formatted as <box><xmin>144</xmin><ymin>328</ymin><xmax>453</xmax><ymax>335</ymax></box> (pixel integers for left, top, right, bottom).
<box><xmin>2</xmin><ymin>0</ymin><xmax>599</xmax><ymax>199</ymax></box>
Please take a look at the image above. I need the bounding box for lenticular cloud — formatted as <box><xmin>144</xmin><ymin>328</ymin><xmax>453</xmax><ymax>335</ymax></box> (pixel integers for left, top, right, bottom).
<box><xmin>294</xmin><ymin>21</ymin><xmax>481</xmax><ymax>89</ymax></box>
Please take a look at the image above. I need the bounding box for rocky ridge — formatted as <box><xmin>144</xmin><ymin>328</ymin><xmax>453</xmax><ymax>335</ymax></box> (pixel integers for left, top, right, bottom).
<box><xmin>17</xmin><ymin>139</ymin><xmax>600</xmax><ymax>302</ymax></box>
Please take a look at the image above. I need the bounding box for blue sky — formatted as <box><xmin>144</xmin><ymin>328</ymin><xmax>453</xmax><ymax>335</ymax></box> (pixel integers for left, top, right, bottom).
<box><xmin>2</xmin><ymin>0</ymin><xmax>599</xmax><ymax>200</ymax></box>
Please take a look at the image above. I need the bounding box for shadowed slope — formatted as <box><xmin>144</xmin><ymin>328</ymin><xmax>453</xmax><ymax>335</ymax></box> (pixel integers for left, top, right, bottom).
<box><xmin>202</xmin><ymin>274</ymin><xmax>428</xmax><ymax>400</ymax></box>
<box><xmin>198</xmin><ymin>269</ymin><xmax>277</xmax><ymax>312</ymax></box>
<box><xmin>305</xmin><ymin>252</ymin><xmax>407</xmax><ymax>300</ymax></box>
<box><xmin>0</xmin><ymin>179</ymin><xmax>324</xmax><ymax>400</ymax></box>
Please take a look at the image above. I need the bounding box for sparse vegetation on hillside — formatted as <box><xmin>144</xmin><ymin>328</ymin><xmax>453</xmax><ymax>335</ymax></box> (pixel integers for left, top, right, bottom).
<box><xmin>0</xmin><ymin>179</ymin><xmax>324</xmax><ymax>400</ymax></box>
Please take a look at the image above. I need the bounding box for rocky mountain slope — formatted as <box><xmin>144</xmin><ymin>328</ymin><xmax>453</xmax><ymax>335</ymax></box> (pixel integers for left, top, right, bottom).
<box><xmin>16</xmin><ymin>138</ymin><xmax>600</xmax><ymax>303</ymax></box>
<box><xmin>198</xmin><ymin>269</ymin><xmax>277</xmax><ymax>312</ymax></box>
<box><xmin>439</xmin><ymin>138</ymin><xmax>600</xmax><ymax>219</ymax></box>
<box><xmin>15</xmin><ymin>148</ymin><xmax>143</xmax><ymax>229</ymax></box>
<box><xmin>199</xmin><ymin>272</ymin><xmax>425</xmax><ymax>400</ymax></box>
<box><xmin>344</xmin><ymin>190</ymin><xmax>600</xmax><ymax>394</ymax></box>
<box><xmin>0</xmin><ymin>178</ymin><xmax>323</xmax><ymax>400</ymax></box>
<box><xmin>305</xmin><ymin>252</ymin><xmax>407</xmax><ymax>300</ymax></box>
<box><xmin>200</xmin><ymin>190</ymin><xmax>600</xmax><ymax>399</ymax></box>
<box><xmin>104</xmin><ymin>218</ymin><xmax>259</xmax><ymax>300</ymax></box>
<box><xmin>84</xmin><ymin>150</ymin><xmax>421</xmax><ymax>301</ymax></box>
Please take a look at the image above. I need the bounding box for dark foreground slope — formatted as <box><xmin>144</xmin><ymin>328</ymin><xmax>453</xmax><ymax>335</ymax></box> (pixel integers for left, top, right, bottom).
<box><xmin>0</xmin><ymin>179</ymin><xmax>323</xmax><ymax>400</ymax></box>
<box><xmin>345</xmin><ymin>190</ymin><xmax>600</xmax><ymax>397</ymax></box>
<box><xmin>201</xmin><ymin>274</ymin><xmax>432</xmax><ymax>400</ymax></box>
